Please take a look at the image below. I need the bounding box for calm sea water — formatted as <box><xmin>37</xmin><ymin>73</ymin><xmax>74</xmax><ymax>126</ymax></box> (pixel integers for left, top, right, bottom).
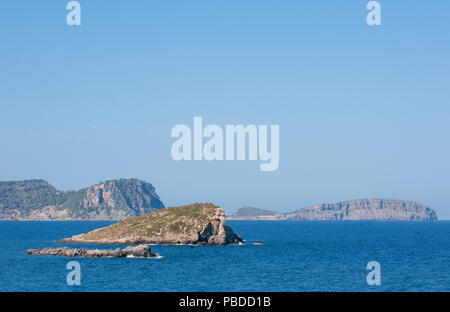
<box><xmin>0</xmin><ymin>220</ymin><xmax>449</xmax><ymax>292</ymax></box>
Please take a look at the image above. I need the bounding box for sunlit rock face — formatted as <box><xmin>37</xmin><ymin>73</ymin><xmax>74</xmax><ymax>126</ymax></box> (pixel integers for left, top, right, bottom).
<box><xmin>0</xmin><ymin>178</ymin><xmax>165</xmax><ymax>220</ymax></box>
<box><xmin>59</xmin><ymin>203</ymin><xmax>243</xmax><ymax>245</ymax></box>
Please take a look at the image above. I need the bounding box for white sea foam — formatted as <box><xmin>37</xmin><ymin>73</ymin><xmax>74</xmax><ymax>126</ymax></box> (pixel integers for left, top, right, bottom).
<box><xmin>125</xmin><ymin>254</ymin><xmax>163</xmax><ymax>259</ymax></box>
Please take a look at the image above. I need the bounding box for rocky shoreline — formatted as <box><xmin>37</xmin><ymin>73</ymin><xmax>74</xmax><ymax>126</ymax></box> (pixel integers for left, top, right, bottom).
<box><xmin>58</xmin><ymin>203</ymin><xmax>243</xmax><ymax>246</ymax></box>
<box><xmin>26</xmin><ymin>244</ymin><xmax>157</xmax><ymax>258</ymax></box>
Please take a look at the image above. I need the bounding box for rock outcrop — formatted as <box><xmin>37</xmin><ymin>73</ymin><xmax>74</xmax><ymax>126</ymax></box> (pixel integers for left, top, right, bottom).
<box><xmin>0</xmin><ymin>178</ymin><xmax>164</xmax><ymax>220</ymax></box>
<box><xmin>59</xmin><ymin>203</ymin><xmax>243</xmax><ymax>245</ymax></box>
<box><xmin>229</xmin><ymin>199</ymin><xmax>438</xmax><ymax>221</ymax></box>
<box><xmin>27</xmin><ymin>245</ymin><xmax>157</xmax><ymax>258</ymax></box>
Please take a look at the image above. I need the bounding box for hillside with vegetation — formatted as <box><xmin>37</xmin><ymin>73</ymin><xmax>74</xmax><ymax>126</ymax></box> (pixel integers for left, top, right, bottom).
<box><xmin>59</xmin><ymin>203</ymin><xmax>243</xmax><ymax>245</ymax></box>
<box><xmin>0</xmin><ymin>179</ymin><xmax>164</xmax><ymax>220</ymax></box>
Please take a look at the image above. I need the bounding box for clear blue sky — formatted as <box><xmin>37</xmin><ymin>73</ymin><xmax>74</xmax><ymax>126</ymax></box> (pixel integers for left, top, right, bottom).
<box><xmin>1</xmin><ymin>1</ymin><xmax>449</xmax><ymax>218</ymax></box>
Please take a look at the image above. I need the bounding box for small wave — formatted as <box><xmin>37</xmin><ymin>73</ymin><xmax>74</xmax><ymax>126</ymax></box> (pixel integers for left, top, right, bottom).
<box><xmin>125</xmin><ymin>254</ymin><xmax>163</xmax><ymax>259</ymax></box>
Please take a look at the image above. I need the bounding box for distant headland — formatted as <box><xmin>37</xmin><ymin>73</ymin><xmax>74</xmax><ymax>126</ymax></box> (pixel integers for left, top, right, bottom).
<box><xmin>0</xmin><ymin>179</ymin><xmax>439</xmax><ymax>222</ymax></box>
<box><xmin>0</xmin><ymin>179</ymin><xmax>164</xmax><ymax>221</ymax></box>
<box><xmin>229</xmin><ymin>199</ymin><xmax>438</xmax><ymax>221</ymax></box>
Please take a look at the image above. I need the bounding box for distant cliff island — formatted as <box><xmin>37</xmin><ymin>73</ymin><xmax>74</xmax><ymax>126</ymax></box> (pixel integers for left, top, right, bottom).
<box><xmin>229</xmin><ymin>199</ymin><xmax>438</xmax><ymax>221</ymax></box>
<box><xmin>0</xmin><ymin>179</ymin><xmax>164</xmax><ymax>220</ymax></box>
<box><xmin>0</xmin><ymin>179</ymin><xmax>439</xmax><ymax>222</ymax></box>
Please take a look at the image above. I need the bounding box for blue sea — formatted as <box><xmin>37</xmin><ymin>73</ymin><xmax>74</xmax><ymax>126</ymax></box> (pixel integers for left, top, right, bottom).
<box><xmin>0</xmin><ymin>221</ymin><xmax>449</xmax><ymax>292</ymax></box>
